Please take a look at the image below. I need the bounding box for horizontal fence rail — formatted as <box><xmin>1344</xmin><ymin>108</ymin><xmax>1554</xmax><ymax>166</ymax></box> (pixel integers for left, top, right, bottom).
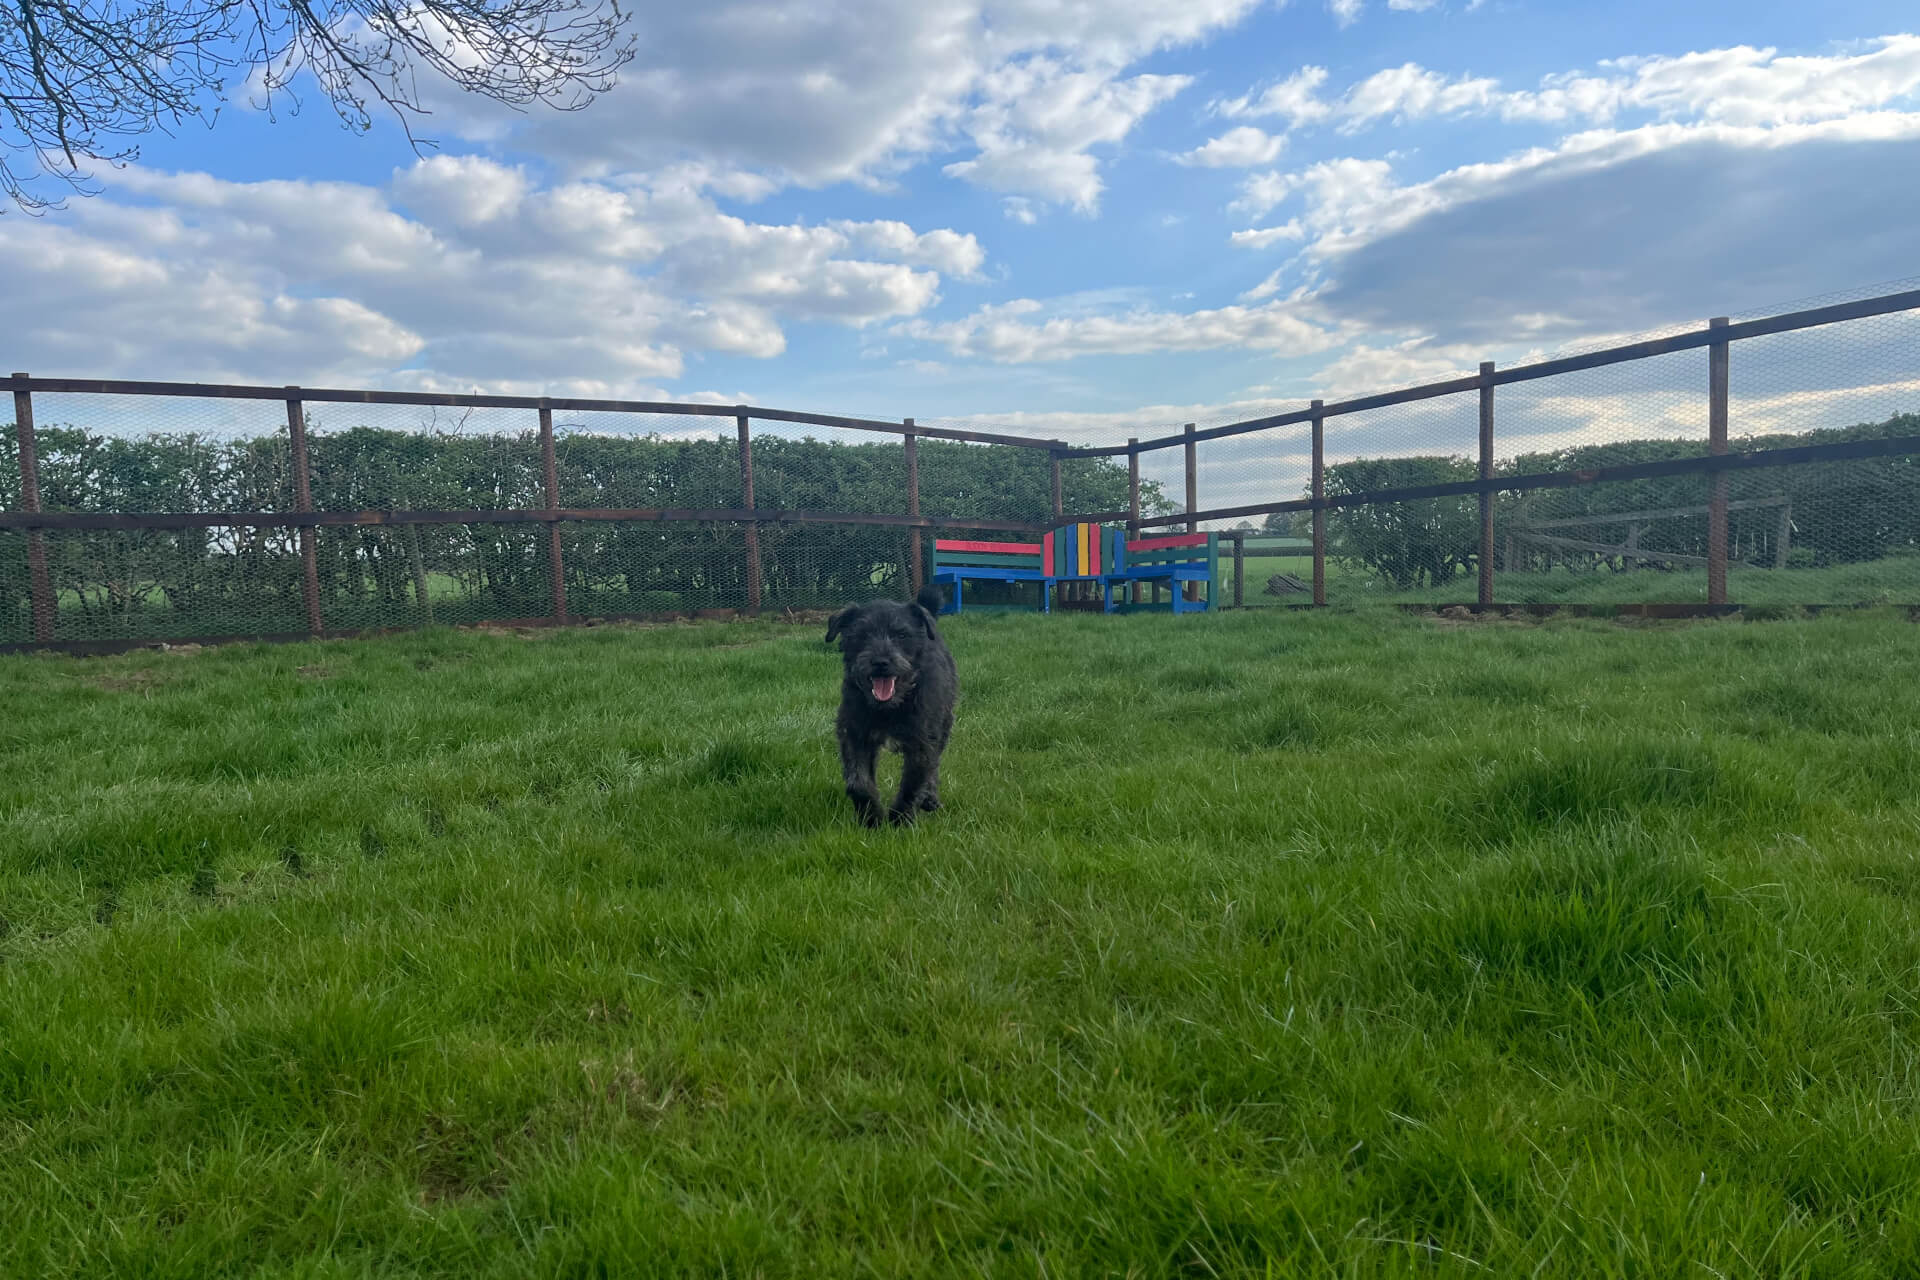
<box><xmin>3</xmin><ymin>377</ymin><xmax>1062</xmax><ymax>451</ymax></box>
<box><xmin>0</xmin><ymin>507</ymin><xmax>1054</xmax><ymax>533</ymax></box>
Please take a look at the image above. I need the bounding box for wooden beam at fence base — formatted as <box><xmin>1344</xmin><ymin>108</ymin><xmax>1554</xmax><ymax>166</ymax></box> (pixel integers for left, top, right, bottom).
<box><xmin>1708</xmin><ymin>317</ymin><xmax>1730</xmax><ymax>607</ymax></box>
<box><xmin>1478</xmin><ymin>363</ymin><xmax>1495</xmax><ymax>609</ymax></box>
<box><xmin>540</xmin><ymin>400</ymin><xmax>567</xmax><ymax>623</ymax></box>
<box><xmin>283</xmin><ymin>390</ymin><xmax>324</xmax><ymax>636</ymax></box>
<box><xmin>1311</xmin><ymin>400</ymin><xmax>1326</xmax><ymax>608</ymax></box>
<box><xmin>10</xmin><ymin>374</ymin><xmax>55</xmax><ymax>644</ymax></box>
<box><xmin>904</xmin><ymin>420</ymin><xmax>921</xmax><ymax>595</ymax></box>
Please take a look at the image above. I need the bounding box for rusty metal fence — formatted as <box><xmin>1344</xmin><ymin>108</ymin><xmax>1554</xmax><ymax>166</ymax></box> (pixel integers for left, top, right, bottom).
<box><xmin>5</xmin><ymin>284</ymin><xmax>1918</xmax><ymax>651</ymax></box>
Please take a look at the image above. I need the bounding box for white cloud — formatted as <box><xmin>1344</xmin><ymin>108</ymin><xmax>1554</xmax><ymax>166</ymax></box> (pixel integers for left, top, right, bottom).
<box><xmin>1220</xmin><ymin>37</ymin><xmax>1920</xmax><ymax>336</ymax></box>
<box><xmin>1215</xmin><ymin>66</ymin><xmax>1333</xmax><ymax>127</ymax></box>
<box><xmin>1229</xmin><ymin>222</ymin><xmax>1306</xmax><ymax>249</ymax></box>
<box><xmin>1177</xmin><ymin>126</ymin><xmax>1287</xmax><ymax>167</ymax></box>
<box><xmin>1308</xmin><ymin>117</ymin><xmax>1920</xmax><ymax>343</ymax></box>
<box><xmin>945</xmin><ymin>59</ymin><xmax>1191</xmax><ymax>210</ymax></box>
<box><xmin>1263</xmin><ymin>113</ymin><xmax>1920</xmax><ymax>266</ymax></box>
<box><xmin>1329</xmin><ymin>0</ymin><xmax>1364</xmax><ymax>28</ymax></box>
<box><xmin>1340</xmin><ymin>63</ymin><xmax>1502</xmax><ymax>131</ymax></box>
<box><xmin>1229</xmin><ymin>169</ymin><xmax>1301</xmax><ymax>217</ymax></box>
<box><xmin>1387</xmin><ymin>0</ymin><xmax>1438</xmax><ymax>9</ymax></box>
<box><xmin>0</xmin><ymin>161</ymin><xmax>989</xmax><ymax>392</ymax></box>
<box><xmin>1307</xmin><ymin>338</ymin><xmax>1482</xmax><ymax>399</ymax></box>
<box><xmin>897</xmin><ymin>295</ymin><xmax>1349</xmax><ymax>363</ymax></box>
<box><xmin>1214</xmin><ymin>35</ymin><xmax>1920</xmax><ymax>139</ymax></box>
<box><xmin>835</xmin><ymin>221</ymin><xmax>987</xmax><ymax>278</ymax></box>
<box><xmin>1588</xmin><ymin>37</ymin><xmax>1920</xmax><ymax>127</ymax></box>
<box><xmin>398</xmin><ymin>0</ymin><xmax>1256</xmax><ymax>215</ymax></box>
<box><xmin>1238</xmin><ymin>269</ymin><xmax>1288</xmax><ymax>301</ymax></box>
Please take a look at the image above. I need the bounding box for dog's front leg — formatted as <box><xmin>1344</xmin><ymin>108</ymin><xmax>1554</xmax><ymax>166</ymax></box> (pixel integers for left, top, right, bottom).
<box><xmin>839</xmin><ymin>727</ymin><xmax>883</xmax><ymax>828</ymax></box>
<box><xmin>890</xmin><ymin>745</ymin><xmax>939</xmax><ymax>825</ymax></box>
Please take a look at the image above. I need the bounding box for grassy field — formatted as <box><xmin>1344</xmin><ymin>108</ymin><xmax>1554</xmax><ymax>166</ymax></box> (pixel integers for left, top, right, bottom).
<box><xmin>5</xmin><ymin>608</ymin><xmax>1920</xmax><ymax>1276</ymax></box>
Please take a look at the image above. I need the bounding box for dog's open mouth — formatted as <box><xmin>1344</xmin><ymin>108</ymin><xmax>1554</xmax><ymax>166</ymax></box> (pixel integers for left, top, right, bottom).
<box><xmin>870</xmin><ymin>676</ymin><xmax>897</xmax><ymax>702</ymax></box>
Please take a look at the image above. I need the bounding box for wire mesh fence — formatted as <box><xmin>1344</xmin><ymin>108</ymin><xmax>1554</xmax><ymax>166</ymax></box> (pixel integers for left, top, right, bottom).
<box><xmin>5</xmin><ymin>285</ymin><xmax>1918</xmax><ymax>649</ymax></box>
<box><xmin>1488</xmin><ymin>349</ymin><xmax>1713</xmax><ymax>605</ymax></box>
<box><xmin>1121</xmin><ymin>286</ymin><xmax>1920</xmax><ymax>613</ymax></box>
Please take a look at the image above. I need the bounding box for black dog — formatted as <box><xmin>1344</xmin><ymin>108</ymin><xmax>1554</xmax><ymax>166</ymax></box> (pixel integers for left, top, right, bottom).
<box><xmin>825</xmin><ymin>584</ymin><xmax>958</xmax><ymax>827</ymax></box>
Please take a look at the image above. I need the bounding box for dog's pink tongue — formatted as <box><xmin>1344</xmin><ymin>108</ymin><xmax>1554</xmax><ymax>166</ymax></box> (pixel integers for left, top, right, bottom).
<box><xmin>871</xmin><ymin>676</ymin><xmax>897</xmax><ymax>702</ymax></box>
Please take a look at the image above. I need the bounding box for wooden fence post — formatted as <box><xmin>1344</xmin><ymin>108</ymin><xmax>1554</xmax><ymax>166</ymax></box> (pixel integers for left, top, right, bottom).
<box><xmin>1479</xmin><ymin>362</ymin><xmax>1496</xmax><ymax>609</ymax></box>
<box><xmin>1183</xmin><ymin>424</ymin><xmax>1198</xmax><ymax>533</ymax></box>
<box><xmin>1127</xmin><ymin>438</ymin><xmax>1141</xmax><ymax>606</ymax></box>
<box><xmin>1311</xmin><ymin>400</ymin><xmax>1327</xmax><ymax>608</ymax></box>
<box><xmin>904</xmin><ymin>419</ymin><xmax>921</xmax><ymax>594</ymax></box>
<box><xmin>1708</xmin><ymin>317</ymin><xmax>1730</xmax><ymax>606</ymax></box>
<box><xmin>737</xmin><ymin>410</ymin><xmax>762</xmax><ymax>614</ymax></box>
<box><xmin>1183</xmin><ymin>423</ymin><xmax>1198</xmax><ymax>602</ymax></box>
<box><xmin>1233</xmin><ymin>533</ymin><xmax>1244</xmax><ymax>608</ymax></box>
<box><xmin>283</xmin><ymin>388</ymin><xmax>324</xmax><ymax>637</ymax></box>
<box><xmin>540</xmin><ymin>400</ymin><xmax>567</xmax><ymax>623</ymax></box>
<box><xmin>10</xmin><ymin>374</ymin><xmax>55</xmax><ymax>644</ymax></box>
<box><xmin>1050</xmin><ymin>448</ymin><xmax>1063</xmax><ymax>519</ymax></box>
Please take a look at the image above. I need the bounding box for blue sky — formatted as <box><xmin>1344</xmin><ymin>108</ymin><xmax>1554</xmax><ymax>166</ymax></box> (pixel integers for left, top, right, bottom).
<box><xmin>4</xmin><ymin>0</ymin><xmax>1918</xmax><ymax>476</ymax></box>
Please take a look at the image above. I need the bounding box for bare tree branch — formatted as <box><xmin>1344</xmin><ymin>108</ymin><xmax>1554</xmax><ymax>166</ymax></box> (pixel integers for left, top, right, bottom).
<box><xmin>0</xmin><ymin>0</ymin><xmax>633</xmax><ymax>212</ymax></box>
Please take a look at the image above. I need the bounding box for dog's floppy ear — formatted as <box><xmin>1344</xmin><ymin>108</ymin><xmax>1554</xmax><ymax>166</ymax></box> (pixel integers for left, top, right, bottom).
<box><xmin>912</xmin><ymin>584</ymin><xmax>943</xmax><ymax>637</ymax></box>
<box><xmin>825</xmin><ymin>606</ymin><xmax>854</xmax><ymax>645</ymax></box>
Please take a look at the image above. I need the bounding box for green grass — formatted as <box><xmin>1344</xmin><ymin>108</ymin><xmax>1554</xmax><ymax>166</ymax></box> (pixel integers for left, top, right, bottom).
<box><xmin>1235</xmin><ymin>550</ymin><xmax>1920</xmax><ymax>606</ymax></box>
<box><xmin>5</xmin><ymin>609</ymin><xmax>1920</xmax><ymax>1276</ymax></box>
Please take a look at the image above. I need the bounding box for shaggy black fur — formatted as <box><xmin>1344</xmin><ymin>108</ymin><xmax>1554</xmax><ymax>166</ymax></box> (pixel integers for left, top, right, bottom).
<box><xmin>825</xmin><ymin>584</ymin><xmax>959</xmax><ymax>827</ymax></box>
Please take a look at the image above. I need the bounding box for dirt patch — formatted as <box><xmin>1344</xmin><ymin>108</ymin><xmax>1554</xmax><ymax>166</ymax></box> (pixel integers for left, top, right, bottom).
<box><xmin>579</xmin><ymin>1053</ymin><xmax>724</xmax><ymax>1118</ymax></box>
<box><xmin>413</xmin><ymin>1114</ymin><xmax>516</xmax><ymax>1205</ymax></box>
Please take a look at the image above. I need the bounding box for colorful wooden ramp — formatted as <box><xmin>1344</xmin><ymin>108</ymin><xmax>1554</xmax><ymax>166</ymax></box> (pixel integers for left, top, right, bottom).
<box><xmin>931</xmin><ymin>522</ymin><xmax>1115</xmax><ymax>614</ymax></box>
<box><xmin>1102</xmin><ymin>531</ymin><xmax>1220</xmax><ymax>615</ymax></box>
<box><xmin>930</xmin><ymin>523</ymin><xmax>1217</xmax><ymax>616</ymax></box>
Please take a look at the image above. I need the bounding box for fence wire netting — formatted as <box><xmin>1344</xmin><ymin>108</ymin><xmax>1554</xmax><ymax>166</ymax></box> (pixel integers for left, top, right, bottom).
<box><xmin>5</xmin><ymin>288</ymin><xmax>1918</xmax><ymax>648</ymax></box>
<box><xmin>1488</xmin><ymin>349</ymin><xmax>1713</xmax><ymax>605</ymax></box>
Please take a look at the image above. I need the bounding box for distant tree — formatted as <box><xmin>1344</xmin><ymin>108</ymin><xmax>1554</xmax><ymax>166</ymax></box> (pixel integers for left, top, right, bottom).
<box><xmin>1261</xmin><ymin>509</ymin><xmax>1309</xmax><ymax>536</ymax></box>
<box><xmin>1325</xmin><ymin>454</ymin><xmax>1478</xmax><ymax>588</ymax></box>
<box><xmin>0</xmin><ymin>0</ymin><xmax>634</xmax><ymax>211</ymax></box>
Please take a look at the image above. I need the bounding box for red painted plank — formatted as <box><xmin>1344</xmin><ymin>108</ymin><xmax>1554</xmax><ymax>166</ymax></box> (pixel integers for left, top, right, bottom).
<box><xmin>1089</xmin><ymin>523</ymin><xmax>1102</xmax><ymax>574</ymax></box>
<box><xmin>1042</xmin><ymin>530</ymin><xmax>1055</xmax><ymax>572</ymax></box>
<box><xmin>934</xmin><ymin>539</ymin><xmax>1044</xmax><ymax>554</ymax></box>
<box><xmin>1129</xmin><ymin>533</ymin><xmax>1207</xmax><ymax>551</ymax></box>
